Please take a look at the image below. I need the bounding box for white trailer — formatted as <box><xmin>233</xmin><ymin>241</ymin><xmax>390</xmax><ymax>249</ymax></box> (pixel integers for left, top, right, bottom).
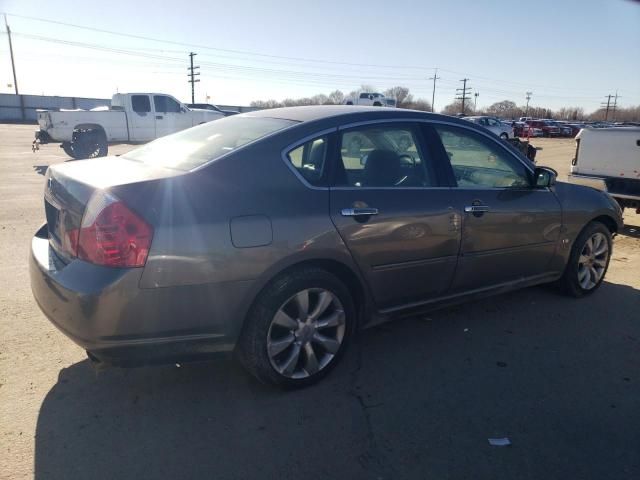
<box><xmin>567</xmin><ymin>127</ymin><xmax>640</xmax><ymax>211</ymax></box>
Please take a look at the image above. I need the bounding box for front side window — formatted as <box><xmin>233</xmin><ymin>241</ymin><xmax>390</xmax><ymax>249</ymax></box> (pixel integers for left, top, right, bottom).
<box><xmin>131</xmin><ymin>95</ymin><xmax>151</xmax><ymax>114</ymax></box>
<box><xmin>435</xmin><ymin>125</ymin><xmax>531</xmax><ymax>189</ymax></box>
<box><xmin>153</xmin><ymin>95</ymin><xmax>181</xmax><ymax>113</ymax></box>
<box><xmin>286</xmin><ymin>137</ymin><xmax>328</xmax><ymax>187</ymax></box>
<box><xmin>336</xmin><ymin>126</ymin><xmax>434</xmax><ymax>188</ymax></box>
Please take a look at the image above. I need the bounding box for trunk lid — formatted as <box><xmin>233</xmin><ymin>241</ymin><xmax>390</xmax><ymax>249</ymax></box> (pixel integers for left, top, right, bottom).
<box><xmin>44</xmin><ymin>156</ymin><xmax>184</xmax><ymax>262</ymax></box>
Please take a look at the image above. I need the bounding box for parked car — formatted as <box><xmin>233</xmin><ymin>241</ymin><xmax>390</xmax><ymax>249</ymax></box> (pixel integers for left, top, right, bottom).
<box><xmin>463</xmin><ymin>116</ymin><xmax>514</xmax><ymax>139</ymax></box>
<box><xmin>187</xmin><ymin>103</ymin><xmax>238</xmax><ymax>116</ymax></box>
<box><xmin>564</xmin><ymin>123</ymin><xmax>587</xmax><ymax>137</ymax></box>
<box><xmin>568</xmin><ymin>127</ymin><xmax>640</xmax><ymax>212</ymax></box>
<box><xmin>527</xmin><ymin>120</ymin><xmax>561</xmax><ymax>137</ymax></box>
<box><xmin>553</xmin><ymin>122</ymin><xmax>574</xmax><ymax>137</ymax></box>
<box><xmin>513</xmin><ymin>122</ymin><xmax>543</xmax><ymax>137</ymax></box>
<box><xmin>383</xmin><ymin>98</ymin><xmax>397</xmax><ymax>107</ymax></box>
<box><xmin>34</xmin><ymin>93</ymin><xmax>224</xmax><ymax>159</ymax></box>
<box><xmin>344</xmin><ymin>92</ymin><xmax>387</xmax><ymax>106</ymax></box>
<box><xmin>30</xmin><ymin>106</ymin><xmax>623</xmax><ymax>387</ymax></box>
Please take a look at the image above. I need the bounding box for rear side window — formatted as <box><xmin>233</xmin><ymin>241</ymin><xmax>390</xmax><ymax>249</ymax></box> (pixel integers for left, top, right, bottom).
<box><xmin>131</xmin><ymin>95</ymin><xmax>151</xmax><ymax>114</ymax></box>
<box><xmin>335</xmin><ymin>125</ymin><xmax>434</xmax><ymax>188</ymax></box>
<box><xmin>123</xmin><ymin>116</ymin><xmax>297</xmax><ymax>170</ymax></box>
<box><xmin>286</xmin><ymin>137</ymin><xmax>328</xmax><ymax>187</ymax></box>
<box><xmin>153</xmin><ymin>95</ymin><xmax>181</xmax><ymax>113</ymax></box>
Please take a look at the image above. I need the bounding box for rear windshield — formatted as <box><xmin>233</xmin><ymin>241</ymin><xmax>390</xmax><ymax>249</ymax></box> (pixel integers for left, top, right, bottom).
<box><xmin>123</xmin><ymin>116</ymin><xmax>297</xmax><ymax>170</ymax></box>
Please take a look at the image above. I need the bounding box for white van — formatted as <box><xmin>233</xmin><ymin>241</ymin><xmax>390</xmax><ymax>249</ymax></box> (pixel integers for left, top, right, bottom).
<box><xmin>568</xmin><ymin>127</ymin><xmax>640</xmax><ymax>211</ymax></box>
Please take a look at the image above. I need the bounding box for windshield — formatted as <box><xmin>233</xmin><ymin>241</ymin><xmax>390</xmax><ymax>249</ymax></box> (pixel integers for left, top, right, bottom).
<box><xmin>123</xmin><ymin>116</ymin><xmax>297</xmax><ymax>170</ymax></box>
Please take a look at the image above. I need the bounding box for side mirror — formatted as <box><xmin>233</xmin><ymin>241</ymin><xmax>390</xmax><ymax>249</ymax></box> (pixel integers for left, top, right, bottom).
<box><xmin>534</xmin><ymin>166</ymin><xmax>557</xmax><ymax>187</ymax></box>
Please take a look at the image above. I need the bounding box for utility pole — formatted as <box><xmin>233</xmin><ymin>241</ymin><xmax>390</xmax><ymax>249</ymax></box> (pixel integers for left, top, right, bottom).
<box><xmin>4</xmin><ymin>15</ymin><xmax>18</xmax><ymax>94</ymax></box>
<box><xmin>474</xmin><ymin>92</ymin><xmax>479</xmax><ymax>111</ymax></box>
<box><xmin>601</xmin><ymin>94</ymin><xmax>614</xmax><ymax>121</ymax></box>
<box><xmin>187</xmin><ymin>52</ymin><xmax>200</xmax><ymax>104</ymax></box>
<box><xmin>428</xmin><ymin>68</ymin><xmax>440</xmax><ymax>113</ymax></box>
<box><xmin>524</xmin><ymin>91</ymin><xmax>532</xmax><ymax>117</ymax></box>
<box><xmin>456</xmin><ymin>78</ymin><xmax>471</xmax><ymax>115</ymax></box>
<box><xmin>612</xmin><ymin>91</ymin><xmax>619</xmax><ymax>121</ymax></box>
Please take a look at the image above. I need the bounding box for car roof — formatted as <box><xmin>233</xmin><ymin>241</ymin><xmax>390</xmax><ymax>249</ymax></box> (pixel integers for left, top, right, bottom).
<box><xmin>239</xmin><ymin>105</ymin><xmax>457</xmax><ymax>124</ymax></box>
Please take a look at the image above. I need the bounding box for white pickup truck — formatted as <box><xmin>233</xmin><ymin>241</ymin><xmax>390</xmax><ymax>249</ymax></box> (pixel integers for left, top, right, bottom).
<box><xmin>35</xmin><ymin>93</ymin><xmax>224</xmax><ymax>159</ymax></box>
<box><xmin>568</xmin><ymin>127</ymin><xmax>640</xmax><ymax>212</ymax></box>
<box><xmin>344</xmin><ymin>92</ymin><xmax>389</xmax><ymax>107</ymax></box>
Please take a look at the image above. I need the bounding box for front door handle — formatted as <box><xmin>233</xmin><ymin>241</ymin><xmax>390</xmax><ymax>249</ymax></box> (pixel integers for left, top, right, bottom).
<box><xmin>341</xmin><ymin>207</ymin><xmax>379</xmax><ymax>217</ymax></box>
<box><xmin>464</xmin><ymin>205</ymin><xmax>490</xmax><ymax>213</ymax></box>
<box><xmin>156</xmin><ymin>115</ymin><xmax>163</xmax><ymax>120</ymax></box>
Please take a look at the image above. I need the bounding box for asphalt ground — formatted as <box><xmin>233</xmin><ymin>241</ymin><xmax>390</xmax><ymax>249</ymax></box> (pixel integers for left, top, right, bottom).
<box><xmin>1</xmin><ymin>125</ymin><xmax>639</xmax><ymax>480</ymax></box>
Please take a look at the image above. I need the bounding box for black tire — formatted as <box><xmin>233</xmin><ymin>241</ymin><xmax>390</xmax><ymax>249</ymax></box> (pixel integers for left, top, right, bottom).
<box><xmin>499</xmin><ymin>132</ymin><xmax>509</xmax><ymax>140</ymax></box>
<box><xmin>61</xmin><ymin>141</ymin><xmax>76</xmax><ymax>158</ymax></box>
<box><xmin>373</xmin><ymin>102</ymin><xmax>382</xmax><ymax>106</ymax></box>
<box><xmin>556</xmin><ymin>221</ymin><xmax>612</xmax><ymax>297</ymax></box>
<box><xmin>70</xmin><ymin>130</ymin><xmax>108</xmax><ymax>159</ymax></box>
<box><xmin>346</xmin><ymin>101</ymin><xmax>353</xmax><ymax>105</ymax></box>
<box><xmin>237</xmin><ymin>267</ymin><xmax>356</xmax><ymax>388</ymax></box>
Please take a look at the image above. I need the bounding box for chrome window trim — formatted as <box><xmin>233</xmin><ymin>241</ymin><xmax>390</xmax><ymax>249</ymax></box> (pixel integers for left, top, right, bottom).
<box><xmin>280</xmin><ymin>127</ymin><xmax>337</xmax><ymax>191</ymax></box>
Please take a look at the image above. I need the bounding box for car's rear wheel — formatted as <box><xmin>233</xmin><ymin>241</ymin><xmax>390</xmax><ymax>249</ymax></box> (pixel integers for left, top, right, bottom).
<box><xmin>237</xmin><ymin>267</ymin><xmax>355</xmax><ymax>387</ymax></box>
<box><xmin>557</xmin><ymin>222</ymin><xmax>612</xmax><ymax>297</ymax></box>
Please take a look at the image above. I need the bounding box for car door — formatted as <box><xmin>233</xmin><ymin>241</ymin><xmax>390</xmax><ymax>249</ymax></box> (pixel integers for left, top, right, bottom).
<box><xmin>128</xmin><ymin>94</ymin><xmax>156</xmax><ymax>141</ymax></box>
<box><xmin>433</xmin><ymin>123</ymin><xmax>562</xmax><ymax>293</ymax></box>
<box><xmin>329</xmin><ymin>122</ymin><xmax>461</xmax><ymax>310</ymax></box>
<box><xmin>153</xmin><ymin>95</ymin><xmax>192</xmax><ymax>138</ymax></box>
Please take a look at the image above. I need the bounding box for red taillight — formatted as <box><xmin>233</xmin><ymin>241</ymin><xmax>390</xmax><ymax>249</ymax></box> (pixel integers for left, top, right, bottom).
<box><xmin>77</xmin><ymin>193</ymin><xmax>153</xmax><ymax>268</ymax></box>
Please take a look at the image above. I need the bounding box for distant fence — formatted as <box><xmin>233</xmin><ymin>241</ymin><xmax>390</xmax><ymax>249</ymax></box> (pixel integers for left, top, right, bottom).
<box><xmin>0</xmin><ymin>94</ymin><xmax>258</xmax><ymax>123</ymax></box>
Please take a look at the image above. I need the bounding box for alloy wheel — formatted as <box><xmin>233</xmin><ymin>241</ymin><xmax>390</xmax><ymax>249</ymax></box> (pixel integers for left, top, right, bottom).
<box><xmin>267</xmin><ymin>288</ymin><xmax>346</xmax><ymax>379</ymax></box>
<box><xmin>577</xmin><ymin>232</ymin><xmax>609</xmax><ymax>290</ymax></box>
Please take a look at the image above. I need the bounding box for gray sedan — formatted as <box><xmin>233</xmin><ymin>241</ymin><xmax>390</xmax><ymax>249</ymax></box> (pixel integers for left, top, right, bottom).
<box><xmin>464</xmin><ymin>115</ymin><xmax>514</xmax><ymax>139</ymax></box>
<box><xmin>30</xmin><ymin>106</ymin><xmax>623</xmax><ymax>387</ymax></box>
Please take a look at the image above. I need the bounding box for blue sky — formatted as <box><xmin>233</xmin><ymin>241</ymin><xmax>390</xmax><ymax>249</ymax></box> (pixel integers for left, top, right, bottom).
<box><xmin>1</xmin><ymin>0</ymin><xmax>638</xmax><ymax>112</ymax></box>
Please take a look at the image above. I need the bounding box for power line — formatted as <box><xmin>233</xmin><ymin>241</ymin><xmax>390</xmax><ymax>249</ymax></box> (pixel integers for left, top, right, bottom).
<box><xmin>1</xmin><ymin>12</ymin><xmax>438</xmax><ymax>71</ymax></box>
<box><xmin>2</xmin><ymin>11</ymin><xmax>620</xmax><ymax>98</ymax></box>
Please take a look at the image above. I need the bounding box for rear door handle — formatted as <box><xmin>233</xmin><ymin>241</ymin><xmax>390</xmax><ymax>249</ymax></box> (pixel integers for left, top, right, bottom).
<box><xmin>464</xmin><ymin>205</ymin><xmax>490</xmax><ymax>213</ymax></box>
<box><xmin>341</xmin><ymin>207</ymin><xmax>379</xmax><ymax>217</ymax></box>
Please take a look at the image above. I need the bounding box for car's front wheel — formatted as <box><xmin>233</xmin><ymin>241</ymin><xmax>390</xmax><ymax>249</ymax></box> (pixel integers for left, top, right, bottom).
<box><xmin>557</xmin><ymin>222</ymin><xmax>612</xmax><ymax>297</ymax></box>
<box><xmin>500</xmin><ymin>132</ymin><xmax>509</xmax><ymax>140</ymax></box>
<box><xmin>237</xmin><ymin>267</ymin><xmax>356</xmax><ymax>387</ymax></box>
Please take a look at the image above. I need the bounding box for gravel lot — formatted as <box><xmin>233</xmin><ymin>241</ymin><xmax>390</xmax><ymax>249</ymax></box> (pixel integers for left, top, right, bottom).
<box><xmin>1</xmin><ymin>124</ymin><xmax>639</xmax><ymax>480</ymax></box>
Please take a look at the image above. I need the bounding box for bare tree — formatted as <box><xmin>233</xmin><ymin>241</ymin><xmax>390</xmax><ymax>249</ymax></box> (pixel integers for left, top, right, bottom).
<box><xmin>441</xmin><ymin>100</ymin><xmax>475</xmax><ymax>116</ymax></box>
<box><xmin>486</xmin><ymin>100</ymin><xmax>522</xmax><ymax>119</ymax></box>
<box><xmin>401</xmin><ymin>98</ymin><xmax>432</xmax><ymax>111</ymax></box>
<box><xmin>384</xmin><ymin>86</ymin><xmax>412</xmax><ymax>106</ymax></box>
<box><xmin>327</xmin><ymin>90</ymin><xmax>345</xmax><ymax>105</ymax></box>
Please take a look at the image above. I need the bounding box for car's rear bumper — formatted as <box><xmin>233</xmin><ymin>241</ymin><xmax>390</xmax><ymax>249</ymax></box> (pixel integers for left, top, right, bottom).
<box><xmin>30</xmin><ymin>224</ymin><xmax>252</xmax><ymax>365</ymax></box>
